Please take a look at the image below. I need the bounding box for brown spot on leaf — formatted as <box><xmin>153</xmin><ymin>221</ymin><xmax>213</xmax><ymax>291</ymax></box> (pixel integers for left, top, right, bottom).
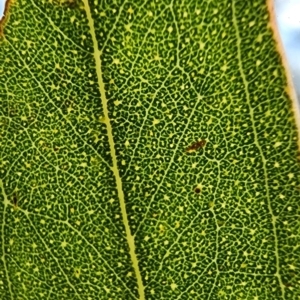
<box><xmin>53</xmin><ymin>0</ymin><xmax>78</xmax><ymax>9</ymax></box>
<box><xmin>66</xmin><ymin>0</ymin><xmax>78</xmax><ymax>8</ymax></box>
<box><xmin>185</xmin><ymin>139</ymin><xmax>206</xmax><ymax>153</ymax></box>
<box><xmin>194</xmin><ymin>187</ymin><xmax>201</xmax><ymax>194</ymax></box>
<box><xmin>283</xmin><ymin>282</ymin><xmax>292</xmax><ymax>288</ymax></box>
<box><xmin>12</xmin><ymin>192</ymin><xmax>18</xmax><ymax>210</ymax></box>
<box><xmin>12</xmin><ymin>194</ymin><xmax>17</xmax><ymax>205</ymax></box>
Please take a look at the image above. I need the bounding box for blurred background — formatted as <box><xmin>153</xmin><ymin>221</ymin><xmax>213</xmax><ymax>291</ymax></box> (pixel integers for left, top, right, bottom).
<box><xmin>0</xmin><ymin>0</ymin><xmax>299</xmax><ymax>100</ymax></box>
<box><xmin>275</xmin><ymin>0</ymin><xmax>300</xmax><ymax>101</ymax></box>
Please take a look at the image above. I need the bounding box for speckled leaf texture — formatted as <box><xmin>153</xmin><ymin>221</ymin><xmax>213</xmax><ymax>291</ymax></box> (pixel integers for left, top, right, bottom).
<box><xmin>0</xmin><ymin>0</ymin><xmax>300</xmax><ymax>299</ymax></box>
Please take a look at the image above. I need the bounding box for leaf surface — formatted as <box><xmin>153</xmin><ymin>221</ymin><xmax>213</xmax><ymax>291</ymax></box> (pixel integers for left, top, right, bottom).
<box><xmin>0</xmin><ymin>0</ymin><xmax>300</xmax><ymax>299</ymax></box>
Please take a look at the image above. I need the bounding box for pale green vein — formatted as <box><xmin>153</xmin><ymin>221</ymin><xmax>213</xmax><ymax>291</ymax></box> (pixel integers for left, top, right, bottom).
<box><xmin>22</xmin><ymin>210</ymin><xmax>85</xmax><ymax>300</ymax></box>
<box><xmin>231</xmin><ymin>1</ymin><xmax>285</xmax><ymax>298</ymax></box>
<box><xmin>207</xmin><ymin>161</ymin><xmax>222</xmax><ymax>300</ymax></box>
<box><xmin>134</xmin><ymin>88</ymin><xmax>203</xmax><ymax>235</ymax></box>
<box><xmin>82</xmin><ymin>0</ymin><xmax>145</xmax><ymax>299</ymax></box>
<box><xmin>6</xmin><ymin>39</ymin><xmax>111</xmax><ymax>170</ymax></box>
<box><xmin>124</xmin><ymin>67</ymin><xmax>176</xmax><ymax>175</ymax></box>
<box><xmin>30</xmin><ymin>0</ymin><xmax>88</xmax><ymax>53</ymax></box>
<box><xmin>149</xmin><ymin>206</ymin><xmax>209</xmax><ymax>287</ymax></box>
<box><xmin>13</xmin><ymin>206</ymin><xmax>138</xmax><ymax>298</ymax></box>
<box><xmin>16</xmin><ymin>126</ymin><xmax>122</xmax><ymax>234</ymax></box>
<box><xmin>100</xmin><ymin>0</ymin><xmax>127</xmax><ymax>52</ymax></box>
<box><xmin>0</xmin><ymin>179</ymin><xmax>13</xmax><ymax>300</ymax></box>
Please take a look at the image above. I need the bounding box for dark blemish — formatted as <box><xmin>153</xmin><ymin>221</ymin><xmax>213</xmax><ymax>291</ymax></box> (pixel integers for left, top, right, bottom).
<box><xmin>185</xmin><ymin>139</ymin><xmax>206</xmax><ymax>153</ymax></box>
<box><xmin>67</xmin><ymin>0</ymin><xmax>78</xmax><ymax>9</ymax></box>
<box><xmin>50</xmin><ymin>0</ymin><xmax>80</xmax><ymax>11</ymax></box>
<box><xmin>194</xmin><ymin>187</ymin><xmax>201</xmax><ymax>194</ymax></box>
<box><xmin>0</xmin><ymin>0</ymin><xmax>12</xmax><ymax>37</ymax></box>
<box><xmin>12</xmin><ymin>192</ymin><xmax>18</xmax><ymax>209</ymax></box>
<box><xmin>283</xmin><ymin>282</ymin><xmax>292</xmax><ymax>288</ymax></box>
<box><xmin>58</xmin><ymin>0</ymin><xmax>78</xmax><ymax>9</ymax></box>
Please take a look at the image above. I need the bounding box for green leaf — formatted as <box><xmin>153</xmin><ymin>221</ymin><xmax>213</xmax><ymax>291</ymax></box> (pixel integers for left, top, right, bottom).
<box><xmin>1</xmin><ymin>0</ymin><xmax>300</xmax><ymax>299</ymax></box>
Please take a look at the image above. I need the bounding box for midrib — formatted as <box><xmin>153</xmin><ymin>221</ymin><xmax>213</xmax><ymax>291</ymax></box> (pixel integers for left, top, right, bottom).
<box><xmin>82</xmin><ymin>1</ymin><xmax>145</xmax><ymax>299</ymax></box>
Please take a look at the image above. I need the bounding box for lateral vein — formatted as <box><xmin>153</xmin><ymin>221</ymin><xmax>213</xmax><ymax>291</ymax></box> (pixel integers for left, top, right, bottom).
<box><xmin>231</xmin><ymin>1</ymin><xmax>285</xmax><ymax>298</ymax></box>
<box><xmin>0</xmin><ymin>179</ymin><xmax>14</xmax><ymax>300</ymax></box>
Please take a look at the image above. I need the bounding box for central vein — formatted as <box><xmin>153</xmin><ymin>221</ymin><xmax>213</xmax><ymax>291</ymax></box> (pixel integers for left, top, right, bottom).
<box><xmin>82</xmin><ymin>1</ymin><xmax>145</xmax><ymax>299</ymax></box>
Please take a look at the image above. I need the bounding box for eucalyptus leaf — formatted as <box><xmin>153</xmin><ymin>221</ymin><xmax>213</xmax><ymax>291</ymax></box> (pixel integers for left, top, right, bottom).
<box><xmin>0</xmin><ymin>0</ymin><xmax>299</xmax><ymax>299</ymax></box>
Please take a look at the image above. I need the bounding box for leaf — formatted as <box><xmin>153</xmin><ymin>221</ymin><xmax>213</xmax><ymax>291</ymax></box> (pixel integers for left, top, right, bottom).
<box><xmin>0</xmin><ymin>0</ymin><xmax>300</xmax><ymax>299</ymax></box>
